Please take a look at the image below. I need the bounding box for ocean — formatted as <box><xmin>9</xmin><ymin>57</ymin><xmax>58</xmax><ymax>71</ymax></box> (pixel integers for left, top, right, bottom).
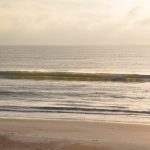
<box><xmin>0</xmin><ymin>45</ymin><xmax>150</xmax><ymax>124</ymax></box>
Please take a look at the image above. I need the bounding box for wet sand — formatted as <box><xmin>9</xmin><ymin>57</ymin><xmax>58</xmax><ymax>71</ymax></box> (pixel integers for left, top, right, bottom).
<box><xmin>0</xmin><ymin>118</ymin><xmax>150</xmax><ymax>150</ymax></box>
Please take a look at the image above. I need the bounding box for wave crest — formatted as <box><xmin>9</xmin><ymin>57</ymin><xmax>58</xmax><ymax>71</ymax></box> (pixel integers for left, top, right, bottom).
<box><xmin>0</xmin><ymin>71</ymin><xmax>150</xmax><ymax>82</ymax></box>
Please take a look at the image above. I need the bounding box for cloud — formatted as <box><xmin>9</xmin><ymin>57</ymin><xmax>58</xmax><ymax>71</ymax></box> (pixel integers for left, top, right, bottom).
<box><xmin>0</xmin><ymin>0</ymin><xmax>150</xmax><ymax>45</ymax></box>
<box><xmin>0</xmin><ymin>0</ymin><xmax>110</xmax><ymax>37</ymax></box>
<box><xmin>128</xmin><ymin>6</ymin><xmax>140</xmax><ymax>18</ymax></box>
<box><xmin>138</xmin><ymin>18</ymin><xmax>150</xmax><ymax>26</ymax></box>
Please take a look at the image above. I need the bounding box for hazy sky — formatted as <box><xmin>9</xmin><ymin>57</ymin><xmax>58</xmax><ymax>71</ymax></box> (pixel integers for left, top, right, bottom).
<box><xmin>0</xmin><ymin>0</ymin><xmax>150</xmax><ymax>45</ymax></box>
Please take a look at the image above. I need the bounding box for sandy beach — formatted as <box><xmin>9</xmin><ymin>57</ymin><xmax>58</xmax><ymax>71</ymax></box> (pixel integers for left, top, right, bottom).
<box><xmin>0</xmin><ymin>119</ymin><xmax>150</xmax><ymax>150</ymax></box>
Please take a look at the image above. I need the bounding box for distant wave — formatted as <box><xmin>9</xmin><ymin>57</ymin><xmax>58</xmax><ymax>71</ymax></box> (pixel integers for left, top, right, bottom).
<box><xmin>0</xmin><ymin>106</ymin><xmax>150</xmax><ymax>115</ymax></box>
<box><xmin>0</xmin><ymin>71</ymin><xmax>150</xmax><ymax>82</ymax></box>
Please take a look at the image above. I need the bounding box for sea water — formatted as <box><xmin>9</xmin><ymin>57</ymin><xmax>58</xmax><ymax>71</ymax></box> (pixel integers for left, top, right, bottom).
<box><xmin>0</xmin><ymin>45</ymin><xmax>150</xmax><ymax>124</ymax></box>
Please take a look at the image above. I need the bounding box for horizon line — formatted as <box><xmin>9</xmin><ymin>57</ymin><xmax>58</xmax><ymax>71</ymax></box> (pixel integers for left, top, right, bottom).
<box><xmin>1</xmin><ymin>44</ymin><xmax>150</xmax><ymax>47</ymax></box>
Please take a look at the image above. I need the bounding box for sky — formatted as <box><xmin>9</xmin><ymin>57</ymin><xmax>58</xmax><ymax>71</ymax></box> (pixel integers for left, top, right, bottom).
<box><xmin>0</xmin><ymin>0</ymin><xmax>150</xmax><ymax>45</ymax></box>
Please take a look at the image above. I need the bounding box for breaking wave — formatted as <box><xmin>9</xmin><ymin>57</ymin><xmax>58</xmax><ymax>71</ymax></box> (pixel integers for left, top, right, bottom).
<box><xmin>0</xmin><ymin>71</ymin><xmax>150</xmax><ymax>82</ymax></box>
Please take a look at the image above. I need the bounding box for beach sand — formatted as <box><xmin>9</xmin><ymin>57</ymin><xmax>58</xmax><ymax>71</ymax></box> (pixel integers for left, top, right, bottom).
<box><xmin>0</xmin><ymin>119</ymin><xmax>150</xmax><ymax>150</ymax></box>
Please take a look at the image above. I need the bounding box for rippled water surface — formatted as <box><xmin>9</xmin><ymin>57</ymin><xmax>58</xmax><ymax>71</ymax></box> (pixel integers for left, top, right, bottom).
<box><xmin>0</xmin><ymin>46</ymin><xmax>150</xmax><ymax>124</ymax></box>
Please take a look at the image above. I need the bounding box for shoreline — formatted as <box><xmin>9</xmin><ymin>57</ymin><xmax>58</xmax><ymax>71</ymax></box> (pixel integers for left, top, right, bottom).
<box><xmin>0</xmin><ymin>118</ymin><xmax>150</xmax><ymax>150</ymax></box>
<box><xmin>0</xmin><ymin>116</ymin><xmax>150</xmax><ymax>126</ymax></box>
